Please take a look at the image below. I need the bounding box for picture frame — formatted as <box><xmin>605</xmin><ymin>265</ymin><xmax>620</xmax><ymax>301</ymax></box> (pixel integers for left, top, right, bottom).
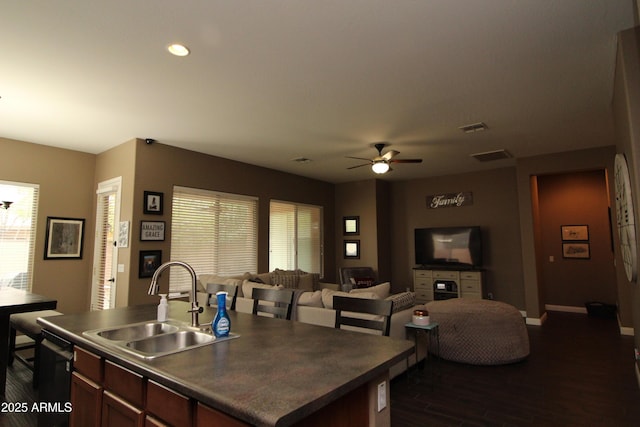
<box><xmin>139</xmin><ymin>250</ymin><xmax>162</xmax><ymax>278</ymax></box>
<box><xmin>44</xmin><ymin>217</ymin><xmax>85</xmax><ymax>259</ymax></box>
<box><xmin>143</xmin><ymin>191</ymin><xmax>163</xmax><ymax>215</ymax></box>
<box><xmin>562</xmin><ymin>242</ymin><xmax>590</xmax><ymax>259</ymax></box>
<box><xmin>561</xmin><ymin>225</ymin><xmax>589</xmax><ymax>241</ymax></box>
<box><xmin>343</xmin><ymin>216</ymin><xmax>359</xmax><ymax>235</ymax></box>
<box><xmin>344</xmin><ymin>240</ymin><xmax>360</xmax><ymax>259</ymax></box>
<box><xmin>140</xmin><ymin>221</ymin><xmax>166</xmax><ymax>241</ymax></box>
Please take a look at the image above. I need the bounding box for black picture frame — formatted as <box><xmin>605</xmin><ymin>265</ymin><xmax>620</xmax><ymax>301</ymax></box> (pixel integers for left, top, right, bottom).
<box><xmin>343</xmin><ymin>216</ymin><xmax>359</xmax><ymax>235</ymax></box>
<box><xmin>44</xmin><ymin>216</ymin><xmax>85</xmax><ymax>259</ymax></box>
<box><xmin>140</xmin><ymin>221</ymin><xmax>166</xmax><ymax>241</ymax></box>
<box><xmin>143</xmin><ymin>191</ymin><xmax>163</xmax><ymax>215</ymax></box>
<box><xmin>139</xmin><ymin>250</ymin><xmax>162</xmax><ymax>278</ymax></box>
<box><xmin>562</xmin><ymin>242</ymin><xmax>590</xmax><ymax>259</ymax></box>
<box><xmin>344</xmin><ymin>240</ymin><xmax>360</xmax><ymax>259</ymax></box>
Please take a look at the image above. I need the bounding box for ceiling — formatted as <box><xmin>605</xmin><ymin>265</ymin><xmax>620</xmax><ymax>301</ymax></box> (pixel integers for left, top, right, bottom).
<box><xmin>1</xmin><ymin>1</ymin><xmax>636</xmax><ymax>183</ymax></box>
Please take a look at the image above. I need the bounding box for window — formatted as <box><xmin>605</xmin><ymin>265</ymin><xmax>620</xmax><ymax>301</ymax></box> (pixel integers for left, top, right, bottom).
<box><xmin>0</xmin><ymin>181</ymin><xmax>39</xmax><ymax>291</ymax></box>
<box><xmin>269</xmin><ymin>201</ymin><xmax>322</xmax><ymax>275</ymax></box>
<box><xmin>170</xmin><ymin>186</ymin><xmax>258</xmax><ymax>293</ymax></box>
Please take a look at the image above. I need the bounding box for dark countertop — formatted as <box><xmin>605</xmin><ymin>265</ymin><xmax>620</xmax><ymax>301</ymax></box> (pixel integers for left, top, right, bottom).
<box><xmin>38</xmin><ymin>301</ymin><xmax>413</xmax><ymax>427</ymax></box>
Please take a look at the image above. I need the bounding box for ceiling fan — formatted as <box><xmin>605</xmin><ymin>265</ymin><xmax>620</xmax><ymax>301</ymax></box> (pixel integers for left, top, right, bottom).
<box><xmin>346</xmin><ymin>143</ymin><xmax>423</xmax><ymax>174</ymax></box>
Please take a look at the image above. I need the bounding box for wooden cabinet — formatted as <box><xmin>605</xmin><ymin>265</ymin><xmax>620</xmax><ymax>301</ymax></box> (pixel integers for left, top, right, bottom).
<box><xmin>146</xmin><ymin>380</ymin><xmax>193</xmax><ymax>427</ymax></box>
<box><xmin>70</xmin><ymin>372</ymin><xmax>102</xmax><ymax>427</ymax></box>
<box><xmin>413</xmin><ymin>268</ymin><xmax>484</xmax><ymax>302</ymax></box>
<box><xmin>102</xmin><ymin>390</ymin><xmax>144</xmax><ymax>427</ymax></box>
<box><xmin>196</xmin><ymin>403</ymin><xmax>251</xmax><ymax>427</ymax></box>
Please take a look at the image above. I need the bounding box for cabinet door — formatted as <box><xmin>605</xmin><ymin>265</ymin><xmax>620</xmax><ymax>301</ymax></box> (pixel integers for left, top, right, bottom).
<box><xmin>196</xmin><ymin>403</ymin><xmax>250</xmax><ymax>427</ymax></box>
<box><xmin>102</xmin><ymin>390</ymin><xmax>144</xmax><ymax>427</ymax></box>
<box><xmin>70</xmin><ymin>372</ymin><xmax>102</xmax><ymax>427</ymax></box>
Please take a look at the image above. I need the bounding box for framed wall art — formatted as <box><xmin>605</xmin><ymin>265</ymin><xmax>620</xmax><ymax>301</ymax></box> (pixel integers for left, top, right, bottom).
<box><xmin>343</xmin><ymin>216</ymin><xmax>359</xmax><ymax>235</ymax></box>
<box><xmin>140</xmin><ymin>221</ymin><xmax>165</xmax><ymax>241</ymax></box>
<box><xmin>139</xmin><ymin>250</ymin><xmax>162</xmax><ymax>278</ymax></box>
<box><xmin>561</xmin><ymin>225</ymin><xmax>589</xmax><ymax>241</ymax></box>
<box><xmin>44</xmin><ymin>217</ymin><xmax>85</xmax><ymax>259</ymax></box>
<box><xmin>143</xmin><ymin>191</ymin><xmax>163</xmax><ymax>215</ymax></box>
<box><xmin>344</xmin><ymin>240</ymin><xmax>360</xmax><ymax>259</ymax></box>
<box><xmin>562</xmin><ymin>242</ymin><xmax>590</xmax><ymax>259</ymax></box>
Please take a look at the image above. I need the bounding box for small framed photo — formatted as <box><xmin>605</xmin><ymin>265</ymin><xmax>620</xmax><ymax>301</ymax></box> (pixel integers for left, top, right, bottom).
<box><xmin>561</xmin><ymin>225</ymin><xmax>589</xmax><ymax>241</ymax></box>
<box><xmin>343</xmin><ymin>216</ymin><xmax>359</xmax><ymax>235</ymax></box>
<box><xmin>143</xmin><ymin>191</ymin><xmax>163</xmax><ymax>215</ymax></box>
<box><xmin>562</xmin><ymin>242</ymin><xmax>590</xmax><ymax>259</ymax></box>
<box><xmin>139</xmin><ymin>250</ymin><xmax>162</xmax><ymax>278</ymax></box>
<box><xmin>344</xmin><ymin>240</ymin><xmax>360</xmax><ymax>259</ymax></box>
<box><xmin>140</xmin><ymin>221</ymin><xmax>166</xmax><ymax>241</ymax></box>
<box><xmin>44</xmin><ymin>217</ymin><xmax>85</xmax><ymax>259</ymax></box>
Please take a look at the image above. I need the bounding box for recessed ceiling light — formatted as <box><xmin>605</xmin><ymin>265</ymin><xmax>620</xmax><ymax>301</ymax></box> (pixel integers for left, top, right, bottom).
<box><xmin>167</xmin><ymin>43</ymin><xmax>190</xmax><ymax>57</ymax></box>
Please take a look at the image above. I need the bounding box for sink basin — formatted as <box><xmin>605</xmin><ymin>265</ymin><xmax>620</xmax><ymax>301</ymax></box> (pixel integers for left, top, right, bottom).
<box><xmin>83</xmin><ymin>320</ymin><xmax>239</xmax><ymax>359</ymax></box>
<box><xmin>125</xmin><ymin>330</ymin><xmax>215</xmax><ymax>357</ymax></box>
<box><xmin>94</xmin><ymin>321</ymin><xmax>179</xmax><ymax>341</ymax></box>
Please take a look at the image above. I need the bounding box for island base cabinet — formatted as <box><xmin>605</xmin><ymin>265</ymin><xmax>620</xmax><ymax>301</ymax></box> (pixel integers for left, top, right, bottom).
<box><xmin>70</xmin><ymin>372</ymin><xmax>102</xmax><ymax>427</ymax></box>
<box><xmin>102</xmin><ymin>390</ymin><xmax>144</xmax><ymax>427</ymax></box>
<box><xmin>196</xmin><ymin>403</ymin><xmax>251</xmax><ymax>427</ymax></box>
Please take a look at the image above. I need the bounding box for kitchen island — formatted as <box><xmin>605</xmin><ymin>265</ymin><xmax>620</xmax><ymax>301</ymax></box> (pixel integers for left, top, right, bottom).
<box><xmin>38</xmin><ymin>300</ymin><xmax>413</xmax><ymax>426</ymax></box>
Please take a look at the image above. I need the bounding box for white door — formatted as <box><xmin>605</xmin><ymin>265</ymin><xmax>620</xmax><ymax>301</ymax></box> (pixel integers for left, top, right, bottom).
<box><xmin>90</xmin><ymin>177</ymin><xmax>121</xmax><ymax>310</ymax></box>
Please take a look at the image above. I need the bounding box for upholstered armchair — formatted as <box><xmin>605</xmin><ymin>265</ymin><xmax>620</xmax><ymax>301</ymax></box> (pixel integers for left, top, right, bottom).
<box><xmin>338</xmin><ymin>267</ymin><xmax>377</xmax><ymax>291</ymax></box>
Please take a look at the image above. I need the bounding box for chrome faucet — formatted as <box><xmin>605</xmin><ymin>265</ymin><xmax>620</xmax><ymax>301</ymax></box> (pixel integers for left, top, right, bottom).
<box><xmin>148</xmin><ymin>260</ymin><xmax>202</xmax><ymax>327</ymax></box>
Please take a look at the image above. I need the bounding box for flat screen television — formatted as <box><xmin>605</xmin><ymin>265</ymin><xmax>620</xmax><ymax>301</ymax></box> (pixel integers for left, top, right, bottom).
<box><xmin>414</xmin><ymin>226</ymin><xmax>482</xmax><ymax>268</ymax></box>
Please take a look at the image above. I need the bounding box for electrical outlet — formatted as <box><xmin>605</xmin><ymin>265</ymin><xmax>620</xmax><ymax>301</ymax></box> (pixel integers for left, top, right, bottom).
<box><xmin>377</xmin><ymin>381</ymin><xmax>387</xmax><ymax>412</ymax></box>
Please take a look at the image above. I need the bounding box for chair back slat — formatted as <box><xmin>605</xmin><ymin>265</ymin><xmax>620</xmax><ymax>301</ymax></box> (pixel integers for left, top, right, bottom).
<box><xmin>206</xmin><ymin>283</ymin><xmax>239</xmax><ymax>310</ymax></box>
<box><xmin>333</xmin><ymin>296</ymin><xmax>393</xmax><ymax>336</ymax></box>
<box><xmin>251</xmin><ymin>288</ymin><xmax>295</xmax><ymax>320</ymax></box>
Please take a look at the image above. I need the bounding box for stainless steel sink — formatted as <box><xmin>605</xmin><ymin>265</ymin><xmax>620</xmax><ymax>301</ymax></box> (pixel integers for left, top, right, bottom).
<box><xmin>94</xmin><ymin>321</ymin><xmax>179</xmax><ymax>341</ymax></box>
<box><xmin>83</xmin><ymin>320</ymin><xmax>239</xmax><ymax>359</ymax></box>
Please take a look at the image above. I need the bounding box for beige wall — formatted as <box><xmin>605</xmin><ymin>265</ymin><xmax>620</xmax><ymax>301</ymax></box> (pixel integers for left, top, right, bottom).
<box><xmin>126</xmin><ymin>140</ymin><xmax>336</xmax><ymax>306</ymax></box>
<box><xmin>1</xmin><ymin>137</ymin><xmax>95</xmax><ymax>314</ymax></box>
<box><xmin>389</xmin><ymin>167</ymin><xmax>525</xmax><ymax>307</ymax></box>
<box><xmin>613</xmin><ymin>26</ymin><xmax>640</xmax><ymax>359</ymax></box>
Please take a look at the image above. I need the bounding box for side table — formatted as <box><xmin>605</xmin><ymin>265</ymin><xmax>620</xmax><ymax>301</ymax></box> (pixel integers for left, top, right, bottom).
<box><xmin>404</xmin><ymin>321</ymin><xmax>439</xmax><ymax>382</ymax></box>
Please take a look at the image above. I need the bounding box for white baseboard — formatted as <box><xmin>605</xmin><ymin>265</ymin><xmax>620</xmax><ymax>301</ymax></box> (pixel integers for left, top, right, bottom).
<box><xmin>526</xmin><ymin>311</ymin><xmax>547</xmax><ymax>326</ymax></box>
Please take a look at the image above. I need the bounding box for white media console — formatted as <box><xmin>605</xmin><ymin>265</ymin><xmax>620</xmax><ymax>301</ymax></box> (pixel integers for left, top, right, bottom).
<box><xmin>413</xmin><ymin>268</ymin><xmax>484</xmax><ymax>304</ymax></box>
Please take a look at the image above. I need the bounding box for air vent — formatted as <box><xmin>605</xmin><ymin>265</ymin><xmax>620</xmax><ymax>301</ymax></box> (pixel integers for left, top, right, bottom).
<box><xmin>470</xmin><ymin>149</ymin><xmax>512</xmax><ymax>162</ymax></box>
<box><xmin>459</xmin><ymin>122</ymin><xmax>488</xmax><ymax>133</ymax></box>
<box><xmin>291</xmin><ymin>157</ymin><xmax>312</xmax><ymax>163</ymax></box>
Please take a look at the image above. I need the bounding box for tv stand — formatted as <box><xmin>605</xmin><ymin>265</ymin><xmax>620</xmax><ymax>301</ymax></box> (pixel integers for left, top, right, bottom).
<box><xmin>413</xmin><ymin>267</ymin><xmax>483</xmax><ymax>303</ymax></box>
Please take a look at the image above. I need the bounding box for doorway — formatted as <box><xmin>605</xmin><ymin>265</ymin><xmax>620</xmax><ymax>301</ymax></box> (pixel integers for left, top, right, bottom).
<box><xmin>533</xmin><ymin>170</ymin><xmax>617</xmax><ymax>311</ymax></box>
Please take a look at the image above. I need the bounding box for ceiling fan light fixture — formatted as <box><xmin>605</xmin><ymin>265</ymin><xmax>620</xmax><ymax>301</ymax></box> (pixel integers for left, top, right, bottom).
<box><xmin>371</xmin><ymin>162</ymin><xmax>390</xmax><ymax>174</ymax></box>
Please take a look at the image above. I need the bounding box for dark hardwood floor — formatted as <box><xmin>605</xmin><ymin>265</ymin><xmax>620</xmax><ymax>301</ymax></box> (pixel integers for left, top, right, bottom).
<box><xmin>391</xmin><ymin>311</ymin><xmax>640</xmax><ymax>427</ymax></box>
<box><xmin>1</xmin><ymin>311</ymin><xmax>639</xmax><ymax>426</ymax></box>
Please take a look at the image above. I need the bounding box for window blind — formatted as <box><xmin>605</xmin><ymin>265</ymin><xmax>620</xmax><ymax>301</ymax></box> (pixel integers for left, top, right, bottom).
<box><xmin>170</xmin><ymin>186</ymin><xmax>258</xmax><ymax>293</ymax></box>
<box><xmin>269</xmin><ymin>200</ymin><xmax>322</xmax><ymax>275</ymax></box>
<box><xmin>91</xmin><ymin>191</ymin><xmax>115</xmax><ymax>310</ymax></box>
<box><xmin>0</xmin><ymin>181</ymin><xmax>39</xmax><ymax>291</ymax></box>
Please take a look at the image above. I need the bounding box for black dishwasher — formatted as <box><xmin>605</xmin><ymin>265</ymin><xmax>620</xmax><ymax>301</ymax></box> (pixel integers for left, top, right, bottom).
<box><xmin>38</xmin><ymin>329</ymin><xmax>73</xmax><ymax>427</ymax></box>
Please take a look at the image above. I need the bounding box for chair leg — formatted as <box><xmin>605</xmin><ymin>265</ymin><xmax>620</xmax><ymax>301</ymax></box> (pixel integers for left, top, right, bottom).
<box><xmin>8</xmin><ymin>327</ymin><xmax>16</xmax><ymax>366</ymax></box>
<box><xmin>33</xmin><ymin>336</ymin><xmax>42</xmax><ymax>388</ymax></box>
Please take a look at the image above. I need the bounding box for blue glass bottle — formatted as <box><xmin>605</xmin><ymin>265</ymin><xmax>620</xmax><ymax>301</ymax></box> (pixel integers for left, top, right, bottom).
<box><xmin>212</xmin><ymin>291</ymin><xmax>230</xmax><ymax>338</ymax></box>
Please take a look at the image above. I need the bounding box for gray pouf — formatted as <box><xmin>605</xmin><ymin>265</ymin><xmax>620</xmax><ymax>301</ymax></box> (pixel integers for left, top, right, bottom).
<box><xmin>425</xmin><ymin>298</ymin><xmax>529</xmax><ymax>365</ymax></box>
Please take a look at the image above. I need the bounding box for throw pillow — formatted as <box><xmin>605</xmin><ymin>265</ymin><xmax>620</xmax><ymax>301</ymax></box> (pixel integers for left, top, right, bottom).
<box><xmin>242</xmin><ymin>280</ymin><xmax>284</xmax><ymax>299</ymax></box>
<box><xmin>350</xmin><ymin>277</ymin><xmax>375</xmax><ymax>288</ymax></box>
<box><xmin>297</xmin><ymin>274</ymin><xmax>314</xmax><ymax>292</ymax></box>
<box><xmin>350</xmin><ymin>282</ymin><xmax>390</xmax><ymax>299</ymax></box>
<box><xmin>386</xmin><ymin>291</ymin><xmax>416</xmax><ymax>313</ymax></box>
<box><xmin>297</xmin><ymin>290</ymin><xmax>323</xmax><ymax>307</ymax></box>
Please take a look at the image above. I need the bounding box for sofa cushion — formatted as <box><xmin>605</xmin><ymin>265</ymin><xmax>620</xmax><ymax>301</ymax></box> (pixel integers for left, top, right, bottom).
<box><xmin>241</xmin><ymin>280</ymin><xmax>284</xmax><ymax>299</ymax></box>
<box><xmin>198</xmin><ymin>275</ymin><xmax>243</xmax><ymax>294</ymax></box>
<box><xmin>386</xmin><ymin>291</ymin><xmax>416</xmax><ymax>313</ymax></box>
<box><xmin>321</xmin><ymin>288</ymin><xmax>379</xmax><ymax>309</ymax></box>
<box><xmin>350</xmin><ymin>282</ymin><xmax>390</xmax><ymax>299</ymax></box>
<box><xmin>297</xmin><ymin>290</ymin><xmax>323</xmax><ymax>307</ymax></box>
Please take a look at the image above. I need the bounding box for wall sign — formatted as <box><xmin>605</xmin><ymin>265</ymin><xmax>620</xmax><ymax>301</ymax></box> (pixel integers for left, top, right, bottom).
<box><xmin>426</xmin><ymin>192</ymin><xmax>473</xmax><ymax>209</ymax></box>
<box><xmin>140</xmin><ymin>221</ymin><xmax>166</xmax><ymax>241</ymax></box>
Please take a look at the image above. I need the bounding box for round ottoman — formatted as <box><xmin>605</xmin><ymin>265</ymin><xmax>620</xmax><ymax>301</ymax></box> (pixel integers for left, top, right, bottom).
<box><xmin>425</xmin><ymin>298</ymin><xmax>529</xmax><ymax>365</ymax></box>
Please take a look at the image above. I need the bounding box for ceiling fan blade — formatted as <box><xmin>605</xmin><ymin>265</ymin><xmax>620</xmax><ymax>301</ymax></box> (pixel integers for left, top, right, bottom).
<box><xmin>389</xmin><ymin>158</ymin><xmax>422</xmax><ymax>164</ymax></box>
<box><xmin>345</xmin><ymin>156</ymin><xmax>373</xmax><ymax>162</ymax></box>
<box><xmin>347</xmin><ymin>163</ymin><xmax>371</xmax><ymax>170</ymax></box>
<box><xmin>381</xmin><ymin>150</ymin><xmax>400</xmax><ymax>161</ymax></box>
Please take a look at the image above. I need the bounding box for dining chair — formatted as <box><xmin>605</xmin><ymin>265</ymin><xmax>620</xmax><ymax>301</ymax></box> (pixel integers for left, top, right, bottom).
<box><xmin>251</xmin><ymin>288</ymin><xmax>295</xmax><ymax>320</ymax></box>
<box><xmin>206</xmin><ymin>283</ymin><xmax>239</xmax><ymax>311</ymax></box>
<box><xmin>333</xmin><ymin>296</ymin><xmax>393</xmax><ymax>336</ymax></box>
